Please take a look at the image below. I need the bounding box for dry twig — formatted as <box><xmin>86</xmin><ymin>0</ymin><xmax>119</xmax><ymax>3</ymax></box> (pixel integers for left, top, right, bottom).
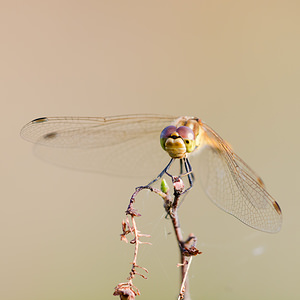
<box><xmin>114</xmin><ymin>175</ymin><xmax>201</xmax><ymax>299</ymax></box>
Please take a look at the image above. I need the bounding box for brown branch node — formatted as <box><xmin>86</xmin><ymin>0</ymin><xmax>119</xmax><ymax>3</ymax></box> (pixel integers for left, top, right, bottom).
<box><xmin>181</xmin><ymin>245</ymin><xmax>202</xmax><ymax>257</ymax></box>
<box><xmin>126</xmin><ymin>207</ymin><xmax>141</xmax><ymax>217</ymax></box>
<box><xmin>113</xmin><ymin>282</ymin><xmax>140</xmax><ymax>300</ymax></box>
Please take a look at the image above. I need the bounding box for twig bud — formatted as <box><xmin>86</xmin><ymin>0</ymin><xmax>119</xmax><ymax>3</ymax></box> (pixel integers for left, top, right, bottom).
<box><xmin>161</xmin><ymin>179</ymin><xmax>170</xmax><ymax>193</ymax></box>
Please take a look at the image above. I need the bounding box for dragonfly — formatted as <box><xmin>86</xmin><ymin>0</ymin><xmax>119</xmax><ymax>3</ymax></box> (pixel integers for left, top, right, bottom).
<box><xmin>21</xmin><ymin>114</ymin><xmax>282</xmax><ymax>233</ymax></box>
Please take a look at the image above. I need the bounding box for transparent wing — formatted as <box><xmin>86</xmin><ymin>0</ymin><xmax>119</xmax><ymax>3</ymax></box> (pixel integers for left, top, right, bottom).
<box><xmin>21</xmin><ymin>114</ymin><xmax>176</xmax><ymax>179</ymax></box>
<box><xmin>196</xmin><ymin>122</ymin><xmax>282</xmax><ymax>233</ymax></box>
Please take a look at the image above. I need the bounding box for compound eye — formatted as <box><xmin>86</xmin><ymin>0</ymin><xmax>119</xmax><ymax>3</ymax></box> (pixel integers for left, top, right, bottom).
<box><xmin>160</xmin><ymin>126</ymin><xmax>177</xmax><ymax>150</ymax></box>
<box><xmin>176</xmin><ymin>126</ymin><xmax>196</xmax><ymax>153</ymax></box>
<box><xmin>176</xmin><ymin>126</ymin><xmax>195</xmax><ymax>140</ymax></box>
<box><xmin>160</xmin><ymin>126</ymin><xmax>177</xmax><ymax>139</ymax></box>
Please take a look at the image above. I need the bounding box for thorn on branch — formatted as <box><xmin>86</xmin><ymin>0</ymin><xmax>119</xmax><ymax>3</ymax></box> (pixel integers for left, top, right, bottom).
<box><xmin>128</xmin><ymin>263</ymin><xmax>149</xmax><ymax>280</ymax></box>
<box><xmin>134</xmin><ymin>264</ymin><xmax>149</xmax><ymax>274</ymax></box>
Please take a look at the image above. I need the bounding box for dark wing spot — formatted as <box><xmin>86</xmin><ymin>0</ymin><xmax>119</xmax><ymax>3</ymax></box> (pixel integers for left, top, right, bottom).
<box><xmin>273</xmin><ymin>201</ymin><xmax>282</xmax><ymax>214</ymax></box>
<box><xmin>44</xmin><ymin>132</ymin><xmax>57</xmax><ymax>139</ymax></box>
<box><xmin>32</xmin><ymin>117</ymin><xmax>48</xmax><ymax>123</ymax></box>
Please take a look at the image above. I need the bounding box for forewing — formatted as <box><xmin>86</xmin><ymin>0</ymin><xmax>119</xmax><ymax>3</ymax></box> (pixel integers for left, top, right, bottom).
<box><xmin>196</xmin><ymin>122</ymin><xmax>282</xmax><ymax>233</ymax></box>
<box><xmin>21</xmin><ymin>114</ymin><xmax>176</xmax><ymax>178</ymax></box>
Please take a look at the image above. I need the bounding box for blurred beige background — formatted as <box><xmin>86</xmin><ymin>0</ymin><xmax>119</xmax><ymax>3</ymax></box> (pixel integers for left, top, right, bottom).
<box><xmin>1</xmin><ymin>1</ymin><xmax>299</xmax><ymax>299</ymax></box>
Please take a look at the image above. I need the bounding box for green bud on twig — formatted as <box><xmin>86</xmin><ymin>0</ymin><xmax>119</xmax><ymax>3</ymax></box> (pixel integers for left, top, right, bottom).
<box><xmin>160</xmin><ymin>179</ymin><xmax>169</xmax><ymax>194</ymax></box>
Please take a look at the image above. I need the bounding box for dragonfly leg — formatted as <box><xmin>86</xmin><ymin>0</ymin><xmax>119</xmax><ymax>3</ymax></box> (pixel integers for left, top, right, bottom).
<box><xmin>179</xmin><ymin>159</ymin><xmax>184</xmax><ymax>175</ymax></box>
<box><xmin>147</xmin><ymin>158</ymin><xmax>174</xmax><ymax>186</ymax></box>
<box><xmin>186</xmin><ymin>158</ymin><xmax>194</xmax><ymax>187</ymax></box>
<box><xmin>180</xmin><ymin>157</ymin><xmax>194</xmax><ymax>194</ymax></box>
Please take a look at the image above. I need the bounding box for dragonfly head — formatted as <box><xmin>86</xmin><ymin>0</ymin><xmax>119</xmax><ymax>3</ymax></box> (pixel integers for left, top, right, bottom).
<box><xmin>160</xmin><ymin>125</ymin><xmax>196</xmax><ymax>158</ymax></box>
